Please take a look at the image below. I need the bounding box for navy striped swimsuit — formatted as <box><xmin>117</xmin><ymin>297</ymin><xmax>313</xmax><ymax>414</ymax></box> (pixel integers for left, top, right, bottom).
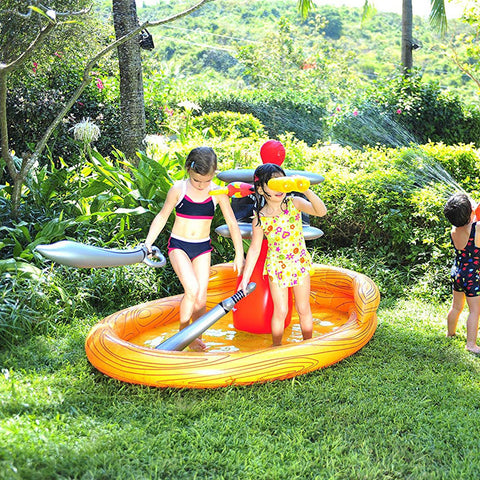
<box><xmin>167</xmin><ymin>180</ymin><xmax>216</xmax><ymax>260</ymax></box>
<box><xmin>175</xmin><ymin>181</ymin><xmax>215</xmax><ymax>219</ymax></box>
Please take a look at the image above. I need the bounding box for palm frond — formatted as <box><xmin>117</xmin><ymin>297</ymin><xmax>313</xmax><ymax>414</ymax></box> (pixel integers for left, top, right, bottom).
<box><xmin>429</xmin><ymin>0</ymin><xmax>448</xmax><ymax>36</ymax></box>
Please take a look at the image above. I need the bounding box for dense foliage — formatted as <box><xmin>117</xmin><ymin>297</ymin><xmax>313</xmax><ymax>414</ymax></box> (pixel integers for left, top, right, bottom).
<box><xmin>2</xmin><ymin>132</ymin><xmax>479</xmax><ymax>345</ymax></box>
<box><xmin>5</xmin><ymin>0</ymin><xmax>480</xmax><ymax>168</ymax></box>
<box><xmin>328</xmin><ymin>74</ymin><xmax>480</xmax><ymax>148</ymax></box>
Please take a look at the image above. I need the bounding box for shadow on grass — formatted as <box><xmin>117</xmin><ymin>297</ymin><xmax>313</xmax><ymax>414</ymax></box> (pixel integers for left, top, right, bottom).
<box><xmin>2</xmin><ymin>297</ymin><xmax>480</xmax><ymax>479</ymax></box>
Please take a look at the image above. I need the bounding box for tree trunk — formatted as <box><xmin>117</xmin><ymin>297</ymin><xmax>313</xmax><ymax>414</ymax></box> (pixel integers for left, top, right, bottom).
<box><xmin>401</xmin><ymin>0</ymin><xmax>413</xmax><ymax>74</ymax></box>
<box><xmin>112</xmin><ymin>0</ymin><xmax>145</xmax><ymax>164</ymax></box>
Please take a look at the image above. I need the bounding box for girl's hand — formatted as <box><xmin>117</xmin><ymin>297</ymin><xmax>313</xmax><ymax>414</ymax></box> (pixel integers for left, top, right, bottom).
<box><xmin>238</xmin><ymin>276</ymin><xmax>249</xmax><ymax>293</ymax></box>
<box><xmin>142</xmin><ymin>243</ymin><xmax>153</xmax><ymax>256</ymax></box>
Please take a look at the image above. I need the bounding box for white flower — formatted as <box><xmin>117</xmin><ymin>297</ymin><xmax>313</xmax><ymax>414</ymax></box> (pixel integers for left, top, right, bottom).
<box><xmin>177</xmin><ymin>100</ymin><xmax>201</xmax><ymax>112</ymax></box>
<box><xmin>72</xmin><ymin>118</ymin><xmax>101</xmax><ymax>144</ymax></box>
<box><xmin>144</xmin><ymin>134</ymin><xmax>169</xmax><ymax>148</ymax></box>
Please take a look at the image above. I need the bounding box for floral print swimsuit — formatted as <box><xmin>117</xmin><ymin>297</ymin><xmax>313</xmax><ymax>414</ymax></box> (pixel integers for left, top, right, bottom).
<box><xmin>451</xmin><ymin>222</ymin><xmax>480</xmax><ymax>297</ymax></box>
<box><xmin>260</xmin><ymin>196</ymin><xmax>311</xmax><ymax>288</ymax></box>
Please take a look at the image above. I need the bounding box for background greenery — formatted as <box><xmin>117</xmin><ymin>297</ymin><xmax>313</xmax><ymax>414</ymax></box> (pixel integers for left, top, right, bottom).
<box><xmin>2</xmin><ymin>1</ymin><xmax>480</xmax><ymax>479</ymax></box>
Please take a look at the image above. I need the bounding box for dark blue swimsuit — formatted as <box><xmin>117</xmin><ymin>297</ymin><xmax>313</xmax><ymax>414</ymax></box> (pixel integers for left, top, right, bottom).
<box><xmin>167</xmin><ymin>181</ymin><xmax>216</xmax><ymax>260</ymax></box>
<box><xmin>451</xmin><ymin>222</ymin><xmax>480</xmax><ymax>297</ymax></box>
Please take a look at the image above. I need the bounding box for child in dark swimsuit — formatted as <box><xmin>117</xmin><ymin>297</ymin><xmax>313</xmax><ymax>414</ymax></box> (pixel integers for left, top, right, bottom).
<box><xmin>144</xmin><ymin>147</ymin><xmax>244</xmax><ymax>351</ymax></box>
<box><xmin>444</xmin><ymin>192</ymin><xmax>480</xmax><ymax>354</ymax></box>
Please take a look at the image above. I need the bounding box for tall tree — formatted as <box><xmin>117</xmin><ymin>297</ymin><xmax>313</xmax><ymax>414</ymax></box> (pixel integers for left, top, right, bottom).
<box><xmin>111</xmin><ymin>0</ymin><xmax>214</xmax><ymax>162</ymax></box>
<box><xmin>401</xmin><ymin>0</ymin><xmax>447</xmax><ymax>74</ymax></box>
<box><xmin>401</xmin><ymin>0</ymin><xmax>414</xmax><ymax>72</ymax></box>
<box><xmin>112</xmin><ymin>0</ymin><xmax>146</xmax><ymax>161</ymax></box>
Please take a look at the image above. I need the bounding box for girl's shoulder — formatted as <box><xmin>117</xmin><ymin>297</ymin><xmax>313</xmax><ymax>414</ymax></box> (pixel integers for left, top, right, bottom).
<box><xmin>172</xmin><ymin>179</ymin><xmax>185</xmax><ymax>189</ymax></box>
<box><xmin>257</xmin><ymin>205</ymin><xmax>267</xmax><ymax>218</ymax></box>
<box><xmin>452</xmin><ymin>222</ymin><xmax>474</xmax><ymax>250</ymax></box>
<box><xmin>168</xmin><ymin>181</ymin><xmax>185</xmax><ymax>200</ymax></box>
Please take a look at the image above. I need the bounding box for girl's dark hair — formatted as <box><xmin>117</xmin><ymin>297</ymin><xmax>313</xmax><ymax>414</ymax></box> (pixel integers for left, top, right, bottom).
<box><xmin>185</xmin><ymin>146</ymin><xmax>217</xmax><ymax>175</ymax></box>
<box><xmin>444</xmin><ymin>192</ymin><xmax>472</xmax><ymax>227</ymax></box>
<box><xmin>252</xmin><ymin>163</ymin><xmax>289</xmax><ymax>225</ymax></box>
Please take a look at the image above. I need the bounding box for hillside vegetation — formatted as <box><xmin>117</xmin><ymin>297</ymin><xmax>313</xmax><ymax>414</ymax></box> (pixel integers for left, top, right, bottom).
<box><xmin>135</xmin><ymin>0</ymin><xmax>476</xmax><ymax>101</ymax></box>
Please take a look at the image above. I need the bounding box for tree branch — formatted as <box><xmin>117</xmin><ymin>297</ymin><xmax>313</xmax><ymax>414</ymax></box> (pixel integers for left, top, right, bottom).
<box><xmin>2</xmin><ymin>0</ymin><xmax>218</xmax><ymax>215</ymax></box>
<box><xmin>0</xmin><ymin>71</ymin><xmax>16</xmax><ymax>181</ymax></box>
<box><xmin>448</xmin><ymin>46</ymin><xmax>480</xmax><ymax>89</ymax></box>
<box><xmin>147</xmin><ymin>0</ymin><xmax>215</xmax><ymax>26</ymax></box>
<box><xmin>1</xmin><ymin>21</ymin><xmax>56</xmax><ymax>73</ymax></box>
<box><xmin>4</xmin><ymin>0</ymin><xmax>89</xmax><ymax>19</ymax></box>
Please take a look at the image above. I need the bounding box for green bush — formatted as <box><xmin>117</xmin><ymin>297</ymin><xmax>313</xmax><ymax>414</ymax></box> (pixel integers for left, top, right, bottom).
<box><xmin>197</xmin><ymin>89</ymin><xmax>326</xmax><ymax>145</ymax></box>
<box><xmin>328</xmin><ymin>74</ymin><xmax>480</xmax><ymax>148</ymax></box>
<box><xmin>191</xmin><ymin>111</ymin><xmax>266</xmax><ymax>140</ymax></box>
<box><xmin>7</xmin><ymin>62</ymin><xmax>121</xmax><ymax>168</ymax></box>
<box><xmin>0</xmin><ymin>261</ymin><xmax>92</xmax><ymax>347</ymax></box>
<box><xmin>308</xmin><ymin>143</ymin><xmax>479</xmax><ymax>300</ymax></box>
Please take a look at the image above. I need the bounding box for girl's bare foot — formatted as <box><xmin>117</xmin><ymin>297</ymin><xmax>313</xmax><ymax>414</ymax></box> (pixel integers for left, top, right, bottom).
<box><xmin>189</xmin><ymin>337</ymin><xmax>207</xmax><ymax>352</ymax></box>
<box><xmin>466</xmin><ymin>344</ymin><xmax>480</xmax><ymax>355</ymax></box>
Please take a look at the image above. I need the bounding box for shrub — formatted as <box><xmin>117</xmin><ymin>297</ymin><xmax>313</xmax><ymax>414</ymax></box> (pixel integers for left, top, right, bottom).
<box><xmin>196</xmin><ymin>89</ymin><xmax>326</xmax><ymax>145</ymax></box>
<box><xmin>308</xmin><ymin>143</ymin><xmax>479</xmax><ymax>300</ymax></box>
<box><xmin>328</xmin><ymin>74</ymin><xmax>480</xmax><ymax>148</ymax></box>
<box><xmin>7</xmin><ymin>60</ymin><xmax>121</xmax><ymax>169</ymax></box>
<box><xmin>191</xmin><ymin>111</ymin><xmax>266</xmax><ymax>140</ymax></box>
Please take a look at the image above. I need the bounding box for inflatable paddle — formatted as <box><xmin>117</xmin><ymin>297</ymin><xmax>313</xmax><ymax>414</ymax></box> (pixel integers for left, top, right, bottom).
<box><xmin>156</xmin><ymin>282</ymin><xmax>256</xmax><ymax>351</ymax></box>
<box><xmin>35</xmin><ymin>240</ymin><xmax>166</xmax><ymax>268</ymax></box>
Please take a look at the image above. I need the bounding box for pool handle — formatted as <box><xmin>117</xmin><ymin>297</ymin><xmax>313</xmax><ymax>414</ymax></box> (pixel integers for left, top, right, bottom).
<box><xmin>156</xmin><ymin>282</ymin><xmax>257</xmax><ymax>351</ymax></box>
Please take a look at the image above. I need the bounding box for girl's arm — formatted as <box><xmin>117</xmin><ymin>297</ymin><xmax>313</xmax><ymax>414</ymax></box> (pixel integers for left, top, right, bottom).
<box><xmin>292</xmin><ymin>188</ymin><xmax>327</xmax><ymax>218</ymax></box>
<box><xmin>238</xmin><ymin>216</ymin><xmax>264</xmax><ymax>292</ymax></box>
<box><xmin>144</xmin><ymin>185</ymin><xmax>179</xmax><ymax>251</ymax></box>
<box><xmin>217</xmin><ymin>194</ymin><xmax>245</xmax><ymax>274</ymax></box>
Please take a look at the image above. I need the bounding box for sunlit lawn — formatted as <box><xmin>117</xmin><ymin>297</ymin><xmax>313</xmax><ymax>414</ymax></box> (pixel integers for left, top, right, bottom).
<box><xmin>1</xmin><ymin>297</ymin><xmax>480</xmax><ymax>480</ymax></box>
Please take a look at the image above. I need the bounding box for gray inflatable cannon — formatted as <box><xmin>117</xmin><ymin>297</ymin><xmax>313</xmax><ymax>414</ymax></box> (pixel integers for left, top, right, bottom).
<box><xmin>156</xmin><ymin>282</ymin><xmax>256</xmax><ymax>351</ymax></box>
<box><xmin>35</xmin><ymin>240</ymin><xmax>166</xmax><ymax>268</ymax></box>
<box><xmin>215</xmin><ymin>168</ymin><xmax>325</xmax><ymax>240</ymax></box>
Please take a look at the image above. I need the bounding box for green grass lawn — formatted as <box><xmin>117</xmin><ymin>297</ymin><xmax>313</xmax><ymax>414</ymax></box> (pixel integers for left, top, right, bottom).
<box><xmin>1</xmin><ymin>297</ymin><xmax>480</xmax><ymax>480</ymax></box>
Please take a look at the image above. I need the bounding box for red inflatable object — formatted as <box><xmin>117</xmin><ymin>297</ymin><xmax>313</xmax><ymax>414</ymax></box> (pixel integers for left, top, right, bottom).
<box><xmin>260</xmin><ymin>140</ymin><xmax>286</xmax><ymax>166</ymax></box>
<box><xmin>233</xmin><ymin>239</ymin><xmax>293</xmax><ymax>334</ymax></box>
<box><xmin>475</xmin><ymin>202</ymin><xmax>480</xmax><ymax>221</ymax></box>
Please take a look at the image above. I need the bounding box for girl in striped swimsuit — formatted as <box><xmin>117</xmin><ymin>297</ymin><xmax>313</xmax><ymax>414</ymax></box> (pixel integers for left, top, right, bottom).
<box><xmin>144</xmin><ymin>147</ymin><xmax>244</xmax><ymax>351</ymax></box>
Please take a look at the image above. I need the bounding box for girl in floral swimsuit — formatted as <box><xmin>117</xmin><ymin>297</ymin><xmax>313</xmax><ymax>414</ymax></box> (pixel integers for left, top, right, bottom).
<box><xmin>239</xmin><ymin>163</ymin><xmax>327</xmax><ymax>346</ymax></box>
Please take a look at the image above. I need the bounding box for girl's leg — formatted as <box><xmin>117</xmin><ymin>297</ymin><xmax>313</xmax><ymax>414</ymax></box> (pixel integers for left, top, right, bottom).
<box><xmin>465</xmin><ymin>295</ymin><xmax>480</xmax><ymax>353</ymax></box>
<box><xmin>269</xmin><ymin>282</ymin><xmax>289</xmax><ymax>346</ymax></box>
<box><xmin>168</xmin><ymin>249</ymin><xmax>207</xmax><ymax>351</ymax></box>
<box><xmin>447</xmin><ymin>289</ymin><xmax>465</xmax><ymax>337</ymax></box>
<box><xmin>293</xmin><ymin>276</ymin><xmax>313</xmax><ymax>341</ymax></box>
<box><xmin>191</xmin><ymin>252</ymin><xmax>212</xmax><ymax>323</ymax></box>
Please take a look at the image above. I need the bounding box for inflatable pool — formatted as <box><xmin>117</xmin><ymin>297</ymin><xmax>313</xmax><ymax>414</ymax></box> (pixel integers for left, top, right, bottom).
<box><xmin>85</xmin><ymin>263</ymin><xmax>380</xmax><ymax>389</ymax></box>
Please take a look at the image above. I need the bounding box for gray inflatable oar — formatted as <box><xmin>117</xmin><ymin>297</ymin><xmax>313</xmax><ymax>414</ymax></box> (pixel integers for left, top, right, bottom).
<box><xmin>156</xmin><ymin>282</ymin><xmax>256</xmax><ymax>351</ymax></box>
<box><xmin>35</xmin><ymin>240</ymin><xmax>166</xmax><ymax>268</ymax></box>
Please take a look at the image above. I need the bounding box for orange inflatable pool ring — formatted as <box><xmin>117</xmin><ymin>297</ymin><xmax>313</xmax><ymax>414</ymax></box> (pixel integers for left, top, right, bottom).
<box><xmin>85</xmin><ymin>263</ymin><xmax>380</xmax><ymax>389</ymax></box>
